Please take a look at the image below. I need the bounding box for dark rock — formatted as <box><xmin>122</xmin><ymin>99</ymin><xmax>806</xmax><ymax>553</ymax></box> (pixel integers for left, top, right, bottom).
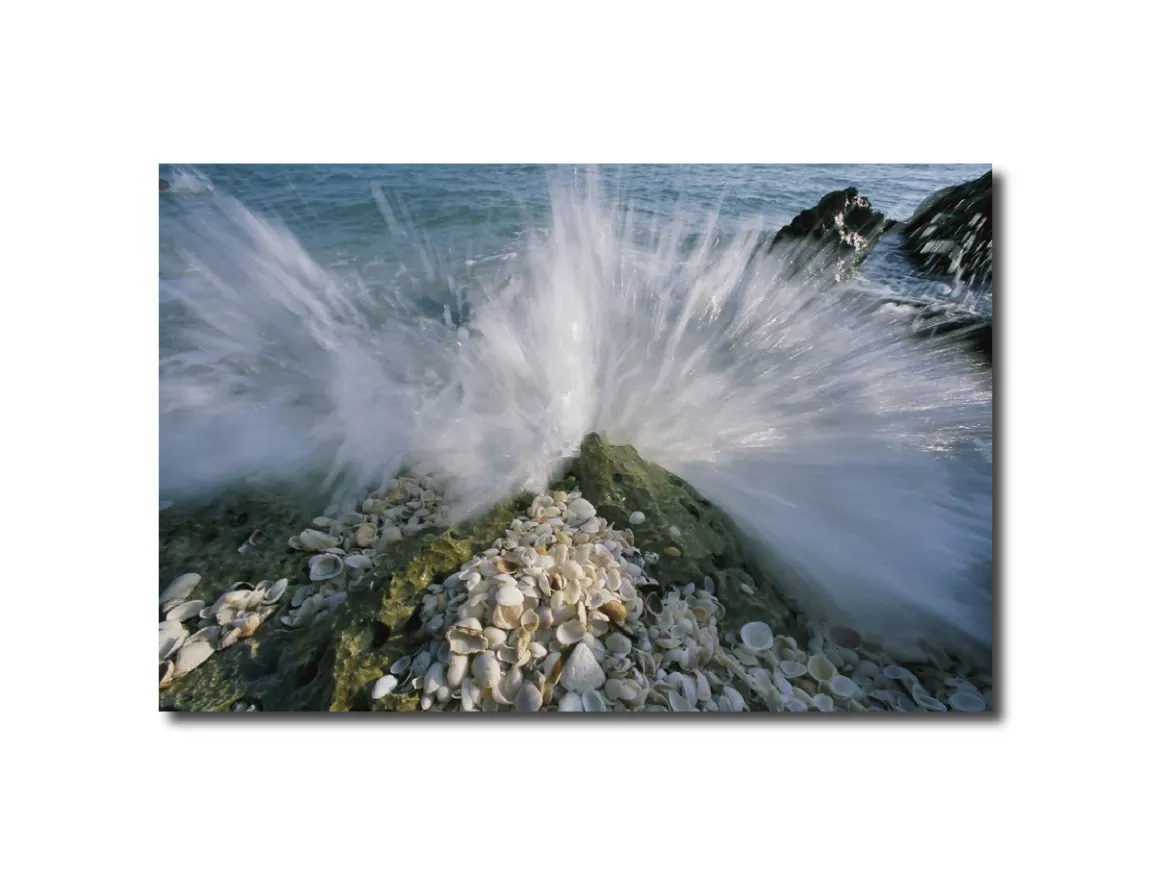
<box><xmin>763</xmin><ymin>187</ymin><xmax>890</xmax><ymax>281</ymax></box>
<box><xmin>159</xmin><ymin>179</ymin><xmax>170</xmax><ymax>192</ymax></box>
<box><xmin>900</xmin><ymin>171</ymin><xmax>992</xmax><ymax>289</ymax></box>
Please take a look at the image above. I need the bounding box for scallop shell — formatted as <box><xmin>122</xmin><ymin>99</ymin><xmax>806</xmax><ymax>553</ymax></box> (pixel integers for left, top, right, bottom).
<box><xmin>778</xmin><ymin>659</ymin><xmax>807</xmax><ymax>679</ymax></box>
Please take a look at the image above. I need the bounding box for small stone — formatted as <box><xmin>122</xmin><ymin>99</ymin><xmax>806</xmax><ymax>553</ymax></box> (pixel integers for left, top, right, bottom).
<box><xmin>372</xmin><ymin>675</ymin><xmax>398</xmax><ymax>698</ymax></box>
<box><xmin>668</xmin><ymin>526</ymin><xmax>681</xmax><ymax>537</ymax></box>
<box><xmin>663</xmin><ymin>546</ymin><xmax>682</xmax><ymax>558</ymax></box>
<box><xmin>628</xmin><ymin>511</ymin><xmax>646</xmax><ymax>525</ymax></box>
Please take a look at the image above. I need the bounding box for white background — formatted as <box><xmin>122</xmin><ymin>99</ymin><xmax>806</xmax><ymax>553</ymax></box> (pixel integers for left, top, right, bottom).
<box><xmin>2</xmin><ymin>2</ymin><xmax>1147</xmax><ymax>872</ymax></box>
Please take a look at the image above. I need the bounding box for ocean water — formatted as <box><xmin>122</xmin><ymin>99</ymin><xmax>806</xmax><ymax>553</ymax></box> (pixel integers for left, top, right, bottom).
<box><xmin>159</xmin><ymin>164</ymin><xmax>993</xmax><ymax>655</ymax></box>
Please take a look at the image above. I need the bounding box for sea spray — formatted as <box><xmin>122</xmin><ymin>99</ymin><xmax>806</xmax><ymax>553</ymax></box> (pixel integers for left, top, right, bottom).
<box><xmin>159</xmin><ymin>173</ymin><xmax>993</xmax><ymax>654</ymax></box>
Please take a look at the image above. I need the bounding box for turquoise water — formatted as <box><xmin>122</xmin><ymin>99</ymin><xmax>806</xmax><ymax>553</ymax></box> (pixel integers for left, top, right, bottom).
<box><xmin>160</xmin><ymin>164</ymin><xmax>991</xmax><ymax>311</ymax></box>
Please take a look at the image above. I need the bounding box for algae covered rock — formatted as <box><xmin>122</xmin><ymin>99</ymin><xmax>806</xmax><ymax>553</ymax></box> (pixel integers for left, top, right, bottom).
<box><xmin>899</xmin><ymin>171</ymin><xmax>992</xmax><ymax>290</ymax></box>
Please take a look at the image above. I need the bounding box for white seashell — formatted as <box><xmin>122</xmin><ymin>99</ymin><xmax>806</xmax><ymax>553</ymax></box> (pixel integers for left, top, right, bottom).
<box><xmin>159</xmin><ymin>660</ymin><xmax>175</xmax><ymax>688</ymax></box>
<box><xmin>344</xmin><ymin>554</ymin><xmax>373</xmax><ymax>572</ymax></box>
<box><xmin>555</xmin><ymin>619</ymin><xmax>586</xmax><ymax>646</ymax></box>
<box><xmin>309</xmin><ymin>553</ymin><xmax>344</xmax><ymax>581</ymax></box>
<box><xmin>558</xmin><ymin>691</ymin><xmax>584</xmax><ymax>712</ymax></box>
<box><xmin>263</xmin><ymin>578</ymin><xmax>289</xmax><ymax>604</ymax></box>
<box><xmin>300</xmin><ymin>529</ymin><xmax>341</xmax><ymax>551</ymax></box>
<box><xmin>482</xmin><ymin>627</ymin><xmax>507</xmax><ymax>650</ymax></box>
<box><xmin>724</xmin><ymin>686</ymin><xmax>747</xmax><ymax>712</ymax></box>
<box><xmin>447</xmin><ymin>622</ymin><xmax>488</xmax><ymax>655</ymax></box>
<box><xmin>446</xmin><ymin>655</ymin><xmax>469</xmax><ymax>689</ymax></box>
<box><xmin>174</xmin><ymin>639</ymin><xmax>214</xmax><ymax>677</ymax></box>
<box><xmin>949</xmin><ymin>691</ymin><xmax>987</xmax><ymax>713</ymax></box>
<box><xmin>471</xmin><ymin>652</ymin><xmax>502</xmax><ymax>688</ymax></box>
<box><xmin>853</xmin><ymin>659</ymin><xmax>880</xmax><ymax>680</ymax></box>
<box><xmin>160</xmin><ymin>573</ymin><xmax>200</xmax><ymax>603</ymax></box>
<box><xmin>912</xmin><ymin>685</ymin><xmax>948</xmax><ymax>711</ymax></box>
<box><xmin>561</xmin><ymin>641</ymin><xmax>606</xmax><ymax>693</ymax></box>
<box><xmin>807</xmin><ymin>653</ymin><xmax>837</xmax><ymax>683</ymax></box>
<box><xmin>628</xmin><ymin>511</ymin><xmax>646</xmax><ymax>525</ymax></box>
<box><xmin>219</xmin><ymin>627</ymin><xmax>243</xmax><ymax>649</ymax></box>
<box><xmin>515</xmin><ymin>682</ymin><xmax>543</xmax><ymax>712</ymax></box>
<box><xmin>567</xmin><ymin>498</ymin><xmax>596</xmax><ymax>521</ymax></box>
<box><xmin>424</xmin><ymin>662</ymin><xmax>446</xmax><ymax>695</ymax></box>
<box><xmin>580</xmin><ymin>690</ymin><xmax>609</xmax><ymax>712</ymax></box>
<box><xmin>811</xmin><ymin>693</ymin><xmax>836</xmax><ymax>712</ymax></box>
<box><xmin>667</xmin><ymin>691</ymin><xmax>694</xmax><ymax>712</ymax></box>
<box><xmin>828</xmin><ymin>675</ymin><xmax>861</xmax><ymax>700</ymax></box>
<box><xmin>354</xmin><ymin>523</ymin><xmax>377</xmax><ymax>548</ymax></box>
<box><xmin>164</xmin><ymin>598</ymin><xmax>204</xmax><ymax>626</ymax></box>
<box><xmin>778</xmin><ymin>659</ymin><xmax>807</xmax><ymax>679</ymax></box>
<box><xmin>495</xmin><ymin>585</ymin><xmax>524</xmax><ymax>607</ymax></box>
<box><xmin>159</xmin><ymin>626</ymin><xmax>187</xmax><ymax>661</ymax></box>
<box><xmin>740</xmin><ymin>621</ymin><xmax>774</xmax><ymax>652</ymax></box>
<box><xmin>604</xmin><ymin>632</ymin><xmax>632</xmax><ymax>655</ymax></box>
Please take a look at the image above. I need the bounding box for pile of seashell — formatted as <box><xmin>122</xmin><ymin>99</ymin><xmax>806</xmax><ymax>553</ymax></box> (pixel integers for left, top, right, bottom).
<box><xmin>279</xmin><ymin>474</ymin><xmax>449</xmax><ymax>629</ymax></box>
<box><xmin>159</xmin><ymin>574</ymin><xmax>288</xmax><ymax>689</ymax></box>
<box><xmin>369</xmin><ymin>490</ymin><xmax>993</xmax><ymax>713</ymax></box>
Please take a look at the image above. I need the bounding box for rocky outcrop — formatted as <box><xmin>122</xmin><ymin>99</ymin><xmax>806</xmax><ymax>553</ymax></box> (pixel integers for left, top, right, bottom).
<box><xmin>899</xmin><ymin>171</ymin><xmax>992</xmax><ymax>289</ymax></box>
<box><xmin>158</xmin><ymin>436</ymin><xmax>796</xmax><ymax>712</ymax></box>
<box><xmin>763</xmin><ymin>188</ymin><xmax>890</xmax><ymax>281</ymax></box>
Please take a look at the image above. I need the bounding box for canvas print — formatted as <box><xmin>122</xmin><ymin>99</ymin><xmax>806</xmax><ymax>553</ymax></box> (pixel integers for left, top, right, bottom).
<box><xmin>159</xmin><ymin>164</ymin><xmax>993</xmax><ymax>714</ymax></box>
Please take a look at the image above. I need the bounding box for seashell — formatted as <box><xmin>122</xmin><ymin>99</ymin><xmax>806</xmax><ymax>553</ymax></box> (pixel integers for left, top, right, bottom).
<box><xmin>827</xmin><ymin>626</ymin><xmax>861</xmax><ymax>649</ymax></box>
<box><xmin>555</xmin><ymin>619</ymin><xmax>586</xmax><ymax>646</ymax></box>
<box><xmin>238</xmin><ymin>529</ymin><xmax>266</xmax><ymax>554</ymax></box>
<box><xmin>300</xmin><ymin>529</ymin><xmax>341</xmax><ymax>551</ymax></box>
<box><xmin>389</xmin><ymin>655</ymin><xmax>412</xmax><ymax>676</ymax></box>
<box><xmin>160</xmin><ymin>573</ymin><xmax>200</xmax><ymax>604</ymax></box>
<box><xmin>853</xmin><ymin>659</ymin><xmax>880</xmax><ymax>680</ymax></box>
<box><xmin>529</xmin><ymin>642</ymin><xmax>548</xmax><ymax>659</ymax></box>
<box><xmin>520</xmin><ymin>608</ymin><xmax>540</xmax><ymax>635</ymax></box>
<box><xmin>471</xmin><ymin>652</ymin><xmax>502</xmax><ymax>689</ymax></box>
<box><xmin>581</xmin><ymin>690</ymin><xmax>610</xmax><ymax>712</ymax></box>
<box><xmin>600</xmin><ymin>601</ymin><xmax>627</xmax><ymax>623</ymax></box>
<box><xmin>827</xmin><ymin>675</ymin><xmax>861</xmax><ymax>700</ymax></box>
<box><xmin>447</xmin><ymin>621</ymin><xmax>488</xmax><ymax>655</ymax></box>
<box><xmin>785</xmin><ymin>698</ymin><xmax>809</xmax><ymax>712</ymax></box>
<box><xmin>604</xmin><ymin>632</ymin><xmax>632</xmax><ymax>655</ymax></box>
<box><xmin>628</xmin><ymin>511</ymin><xmax>646</xmax><ymax>525</ymax></box>
<box><xmin>446</xmin><ymin>655</ymin><xmax>469</xmax><ymax>689</ymax></box>
<box><xmin>375</xmin><ymin>672</ymin><xmax>402</xmax><ymax>700</ymax></box>
<box><xmin>558</xmin><ymin>691</ymin><xmax>584</xmax><ymax>712</ymax></box>
<box><xmin>667</xmin><ymin>691</ymin><xmax>694</xmax><ymax>712</ymax></box>
<box><xmin>174</xmin><ymin>639</ymin><xmax>214</xmax><ymax>677</ymax></box>
<box><xmin>159</xmin><ymin>660</ymin><xmax>175</xmax><ymax>689</ymax></box>
<box><xmin>309</xmin><ymin>553</ymin><xmax>344</xmax><ymax>581</ymax></box>
<box><xmin>263</xmin><ymin>578</ymin><xmax>289</xmax><ymax>604</ymax></box>
<box><xmin>561</xmin><ymin>641</ymin><xmax>606</xmax><ymax>694</ymax></box>
<box><xmin>163</xmin><ymin>599</ymin><xmax>204</xmax><ymax>624</ymax></box>
<box><xmin>807</xmin><ymin>653</ymin><xmax>838</xmax><ymax>683</ymax></box>
<box><xmin>243</xmin><ymin>588</ymin><xmax>266</xmax><ymax>612</ymax></box>
<box><xmin>911</xmin><ymin>685</ymin><xmax>948</xmax><ymax>711</ymax></box>
<box><xmin>354</xmin><ymin>523</ymin><xmax>377</xmax><ymax>548</ymax></box>
<box><xmin>424</xmin><ymin>662</ymin><xmax>446</xmax><ymax>696</ymax></box>
<box><xmin>159</xmin><ymin>625</ymin><xmax>187</xmax><ymax>661</ymax></box>
<box><xmin>161</xmin><ymin>598</ymin><xmax>185</xmax><ymax>615</ymax></box>
<box><xmin>339</xmin><ymin>512</ymin><xmax>366</xmax><ymax>527</ymax></box>
<box><xmin>237</xmin><ymin>613</ymin><xmax>260</xmax><ymax>638</ymax></box>
<box><xmin>567</xmin><ymin>498</ymin><xmax>596</xmax><ymax>522</ymax></box>
<box><xmin>734</xmin><ymin>645</ymin><xmax>761</xmax><ymax>667</ymax></box>
<box><xmin>723</xmin><ymin>686</ymin><xmax>747</xmax><ymax>712</ymax></box>
<box><xmin>811</xmin><ymin>693</ymin><xmax>836</xmax><ymax>712</ymax></box>
<box><xmin>495</xmin><ymin>585</ymin><xmax>524</xmax><ymax>607</ymax></box>
<box><xmin>515</xmin><ymin>682</ymin><xmax>543</xmax><ymax>712</ymax></box>
<box><xmin>344</xmin><ymin>554</ymin><xmax>373</xmax><ymax>572</ymax></box>
<box><xmin>482</xmin><ymin>627</ymin><xmax>507</xmax><ymax>650</ymax></box>
<box><xmin>949</xmin><ymin>691</ymin><xmax>987</xmax><ymax>713</ymax></box>
<box><xmin>778</xmin><ymin>659</ymin><xmax>807</xmax><ymax>679</ymax></box>
<box><xmin>740</xmin><ymin>621</ymin><xmax>774</xmax><ymax>652</ymax></box>
<box><xmin>219</xmin><ymin>628</ymin><xmax>243</xmax><ymax>649</ymax></box>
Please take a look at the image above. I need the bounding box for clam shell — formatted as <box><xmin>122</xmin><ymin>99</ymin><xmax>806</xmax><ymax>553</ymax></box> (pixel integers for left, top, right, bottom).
<box><xmin>778</xmin><ymin>659</ymin><xmax>807</xmax><ymax>679</ymax></box>
<box><xmin>300</xmin><ymin>529</ymin><xmax>341</xmax><ymax>551</ymax></box>
<box><xmin>263</xmin><ymin>578</ymin><xmax>289</xmax><ymax>604</ymax></box>
<box><xmin>827</xmin><ymin>675</ymin><xmax>861</xmax><ymax>700</ymax></box>
<box><xmin>160</xmin><ymin>573</ymin><xmax>200</xmax><ymax>603</ymax></box>
<box><xmin>495</xmin><ymin>585</ymin><xmax>524</xmax><ymax>607</ymax></box>
<box><xmin>948</xmin><ymin>691</ymin><xmax>987</xmax><ymax>712</ymax></box>
<box><xmin>555</xmin><ymin>619</ymin><xmax>586</xmax><ymax>646</ymax></box>
<box><xmin>309</xmin><ymin>553</ymin><xmax>344</xmax><ymax>581</ymax></box>
<box><xmin>354</xmin><ymin>523</ymin><xmax>377</xmax><ymax>548</ymax></box>
<box><xmin>159</xmin><ymin>626</ymin><xmax>187</xmax><ymax>661</ymax></box>
<box><xmin>580</xmin><ymin>690</ymin><xmax>609</xmax><ymax>712</ymax></box>
<box><xmin>372</xmin><ymin>675</ymin><xmax>398</xmax><ymax>698</ymax></box>
<box><xmin>159</xmin><ymin>660</ymin><xmax>175</xmax><ymax>688</ymax></box>
<box><xmin>515</xmin><ymin>682</ymin><xmax>543</xmax><ymax>712</ymax></box>
<box><xmin>558</xmin><ymin>691</ymin><xmax>584</xmax><ymax>712</ymax></box>
<box><xmin>389</xmin><ymin>655</ymin><xmax>412</xmax><ymax>676</ymax></box>
<box><xmin>807</xmin><ymin>653</ymin><xmax>837</xmax><ymax>683</ymax></box>
<box><xmin>811</xmin><ymin>693</ymin><xmax>836</xmax><ymax>712</ymax></box>
<box><xmin>174</xmin><ymin>639</ymin><xmax>214</xmax><ymax>677</ymax></box>
<box><xmin>740</xmin><ymin>621</ymin><xmax>774</xmax><ymax>652</ymax></box>
<box><xmin>471</xmin><ymin>652</ymin><xmax>501</xmax><ymax>689</ymax></box>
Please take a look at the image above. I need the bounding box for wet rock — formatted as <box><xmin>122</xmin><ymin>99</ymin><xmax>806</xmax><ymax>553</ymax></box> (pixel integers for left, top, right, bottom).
<box><xmin>763</xmin><ymin>187</ymin><xmax>890</xmax><ymax>281</ymax></box>
<box><xmin>899</xmin><ymin>171</ymin><xmax>992</xmax><ymax>290</ymax></box>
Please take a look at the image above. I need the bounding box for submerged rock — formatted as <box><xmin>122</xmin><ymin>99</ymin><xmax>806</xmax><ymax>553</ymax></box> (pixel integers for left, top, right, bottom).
<box><xmin>762</xmin><ymin>187</ymin><xmax>890</xmax><ymax>281</ymax></box>
<box><xmin>899</xmin><ymin>171</ymin><xmax>992</xmax><ymax>290</ymax></box>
